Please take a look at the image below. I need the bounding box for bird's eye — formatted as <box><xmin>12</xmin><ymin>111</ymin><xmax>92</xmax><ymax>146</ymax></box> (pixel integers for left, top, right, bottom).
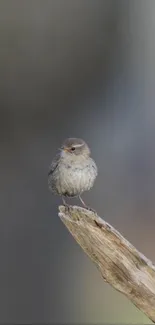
<box><xmin>71</xmin><ymin>147</ymin><xmax>75</xmax><ymax>151</ymax></box>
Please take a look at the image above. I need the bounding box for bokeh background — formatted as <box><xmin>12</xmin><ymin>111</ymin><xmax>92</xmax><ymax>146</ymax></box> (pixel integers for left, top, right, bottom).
<box><xmin>1</xmin><ymin>0</ymin><xmax>155</xmax><ymax>323</ymax></box>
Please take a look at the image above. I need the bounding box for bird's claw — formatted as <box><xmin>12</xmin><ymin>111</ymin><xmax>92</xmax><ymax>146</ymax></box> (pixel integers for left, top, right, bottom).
<box><xmin>85</xmin><ymin>206</ymin><xmax>96</xmax><ymax>213</ymax></box>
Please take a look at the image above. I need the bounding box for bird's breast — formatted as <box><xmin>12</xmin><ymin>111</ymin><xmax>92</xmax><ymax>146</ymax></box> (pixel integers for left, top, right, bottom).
<box><xmin>54</xmin><ymin>158</ymin><xmax>97</xmax><ymax>196</ymax></box>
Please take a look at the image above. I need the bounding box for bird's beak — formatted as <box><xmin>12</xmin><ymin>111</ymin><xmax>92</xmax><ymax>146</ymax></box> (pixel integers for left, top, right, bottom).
<box><xmin>60</xmin><ymin>146</ymin><xmax>69</xmax><ymax>152</ymax></box>
<box><xmin>63</xmin><ymin>147</ymin><xmax>69</xmax><ymax>152</ymax></box>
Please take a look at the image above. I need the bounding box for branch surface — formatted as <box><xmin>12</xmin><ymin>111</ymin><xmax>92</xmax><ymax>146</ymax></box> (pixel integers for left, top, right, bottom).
<box><xmin>59</xmin><ymin>205</ymin><xmax>155</xmax><ymax>323</ymax></box>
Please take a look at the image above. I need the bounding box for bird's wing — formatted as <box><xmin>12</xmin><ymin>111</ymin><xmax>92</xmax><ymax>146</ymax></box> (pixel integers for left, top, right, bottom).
<box><xmin>48</xmin><ymin>153</ymin><xmax>60</xmax><ymax>177</ymax></box>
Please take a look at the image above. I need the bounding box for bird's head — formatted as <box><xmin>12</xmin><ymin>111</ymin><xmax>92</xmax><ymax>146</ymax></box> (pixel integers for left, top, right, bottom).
<box><xmin>61</xmin><ymin>138</ymin><xmax>90</xmax><ymax>157</ymax></box>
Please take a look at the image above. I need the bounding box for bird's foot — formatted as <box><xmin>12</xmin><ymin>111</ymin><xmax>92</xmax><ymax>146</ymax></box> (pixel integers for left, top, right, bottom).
<box><xmin>62</xmin><ymin>197</ymin><xmax>70</xmax><ymax>211</ymax></box>
<box><xmin>78</xmin><ymin>196</ymin><xmax>96</xmax><ymax>213</ymax></box>
<box><xmin>85</xmin><ymin>206</ymin><xmax>97</xmax><ymax>213</ymax></box>
<box><xmin>64</xmin><ymin>204</ymin><xmax>70</xmax><ymax>212</ymax></box>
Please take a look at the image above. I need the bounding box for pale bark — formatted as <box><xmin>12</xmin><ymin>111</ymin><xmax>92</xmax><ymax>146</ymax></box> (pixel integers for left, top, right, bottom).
<box><xmin>59</xmin><ymin>205</ymin><xmax>155</xmax><ymax>323</ymax></box>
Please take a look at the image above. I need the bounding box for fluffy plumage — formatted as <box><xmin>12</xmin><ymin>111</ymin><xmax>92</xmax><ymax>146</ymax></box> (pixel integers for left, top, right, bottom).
<box><xmin>48</xmin><ymin>138</ymin><xmax>97</xmax><ymax>207</ymax></box>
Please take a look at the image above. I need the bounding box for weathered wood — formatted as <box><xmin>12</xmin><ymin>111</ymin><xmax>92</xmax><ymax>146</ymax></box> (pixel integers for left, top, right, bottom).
<box><xmin>59</xmin><ymin>205</ymin><xmax>155</xmax><ymax>323</ymax></box>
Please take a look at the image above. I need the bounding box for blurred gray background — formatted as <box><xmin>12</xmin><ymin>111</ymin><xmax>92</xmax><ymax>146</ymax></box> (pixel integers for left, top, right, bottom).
<box><xmin>1</xmin><ymin>0</ymin><xmax>155</xmax><ymax>323</ymax></box>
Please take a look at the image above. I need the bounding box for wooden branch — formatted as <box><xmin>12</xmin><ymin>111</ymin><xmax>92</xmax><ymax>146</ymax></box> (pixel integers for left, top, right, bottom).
<box><xmin>59</xmin><ymin>205</ymin><xmax>155</xmax><ymax>323</ymax></box>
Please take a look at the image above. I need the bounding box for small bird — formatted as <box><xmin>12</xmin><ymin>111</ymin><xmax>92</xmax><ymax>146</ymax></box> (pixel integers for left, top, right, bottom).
<box><xmin>48</xmin><ymin>138</ymin><xmax>98</xmax><ymax>208</ymax></box>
